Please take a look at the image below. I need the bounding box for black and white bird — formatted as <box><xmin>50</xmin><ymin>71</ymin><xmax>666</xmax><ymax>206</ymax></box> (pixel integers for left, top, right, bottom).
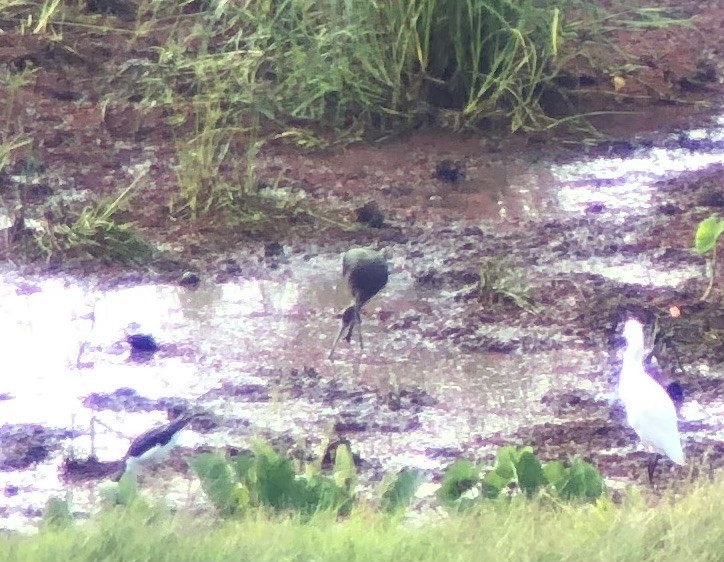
<box><xmin>619</xmin><ymin>318</ymin><xmax>685</xmax><ymax>483</ymax></box>
<box><xmin>329</xmin><ymin>248</ymin><xmax>389</xmax><ymax>360</ymax></box>
<box><xmin>112</xmin><ymin>412</ymin><xmax>194</xmax><ymax>481</ymax></box>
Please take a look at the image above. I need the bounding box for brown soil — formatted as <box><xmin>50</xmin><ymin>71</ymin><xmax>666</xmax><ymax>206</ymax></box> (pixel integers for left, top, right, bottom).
<box><xmin>0</xmin><ymin>0</ymin><xmax>723</xmax><ymax>270</ymax></box>
<box><xmin>1</xmin><ymin>0</ymin><xmax>723</xmax><ymax>521</ymax></box>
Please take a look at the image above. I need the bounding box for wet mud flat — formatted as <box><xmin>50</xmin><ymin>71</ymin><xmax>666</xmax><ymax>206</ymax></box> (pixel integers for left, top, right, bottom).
<box><xmin>2</xmin><ymin>113</ymin><xmax>724</xmax><ymax>530</ymax></box>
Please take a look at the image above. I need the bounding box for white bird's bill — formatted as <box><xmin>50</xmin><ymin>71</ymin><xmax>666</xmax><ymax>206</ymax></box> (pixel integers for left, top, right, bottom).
<box><xmin>619</xmin><ymin>319</ymin><xmax>685</xmax><ymax>468</ymax></box>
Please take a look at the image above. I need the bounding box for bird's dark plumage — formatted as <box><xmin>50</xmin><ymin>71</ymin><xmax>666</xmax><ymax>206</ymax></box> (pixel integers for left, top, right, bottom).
<box><xmin>344</xmin><ymin>253</ymin><xmax>388</xmax><ymax>306</ymax></box>
<box><xmin>112</xmin><ymin>413</ymin><xmax>194</xmax><ymax>482</ymax></box>
<box><xmin>330</xmin><ymin>248</ymin><xmax>389</xmax><ymax>359</ymax></box>
<box><xmin>125</xmin><ymin>416</ymin><xmax>191</xmax><ymax>459</ymax></box>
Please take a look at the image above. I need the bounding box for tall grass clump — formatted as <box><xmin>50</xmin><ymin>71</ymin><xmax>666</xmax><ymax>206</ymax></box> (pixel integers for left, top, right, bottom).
<box><xmin>102</xmin><ymin>0</ymin><xmax>688</xmax><ymax>217</ymax></box>
<box><xmin>116</xmin><ymin>0</ymin><xmax>564</xmax><ymax>217</ymax></box>
<box><xmin>182</xmin><ymin>0</ymin><xmax>564</xmax><ymax>132</ymax></box>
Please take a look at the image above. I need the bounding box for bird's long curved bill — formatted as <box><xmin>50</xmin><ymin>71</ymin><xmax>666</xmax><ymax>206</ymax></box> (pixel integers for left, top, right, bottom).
<box><xmin>329</xmin><ymin>324</ymin><xmax>348</xmax><ymax>360</ymax></box>
<box><xmin>328</xmin><ymin>317</ymin><xmax>363</xmax><ymax>360</ymax></box>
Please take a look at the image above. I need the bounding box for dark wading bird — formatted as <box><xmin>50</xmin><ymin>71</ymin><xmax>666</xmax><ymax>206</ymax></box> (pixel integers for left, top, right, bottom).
<box><xmin>329</xmin><ymin>248</ymin><xmax>389</xmax><ymax>360</ymax></box>
<box><xmin>619</xmin><ymin>319</ymin><xmax>685</xmax><ymax>483</ymax></box>
<box><xmin>112</xmin><ymin>412</ymin><xmax>195</xmax><ymax>482</ymax></box>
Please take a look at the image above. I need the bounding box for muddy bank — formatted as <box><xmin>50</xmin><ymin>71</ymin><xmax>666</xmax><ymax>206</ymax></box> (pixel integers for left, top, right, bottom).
<box><xmin>2</xmin><ymin>107</ymin><xmax>724</xmax><ymax>530</ymax></box>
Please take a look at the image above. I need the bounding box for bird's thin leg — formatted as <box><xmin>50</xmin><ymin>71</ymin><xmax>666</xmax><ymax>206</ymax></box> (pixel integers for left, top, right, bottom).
<box><xmin>354</xmin><ymin>301</ymin><xmax>364</xmax><ymax>352</ymax></box>
<box><xmin>329</xmin><ymin>325</ymin><xmax>346</xmax><ymax>360</ymax></box>
<box><xmin>647</xmin><ymin>453</ymin><xmax>661</xmax><ymax>484</ymax></box>
<box><xmin>330</xmin><ymin>305</ymin><xmax>356</xmax><ymax>360</ymax></box>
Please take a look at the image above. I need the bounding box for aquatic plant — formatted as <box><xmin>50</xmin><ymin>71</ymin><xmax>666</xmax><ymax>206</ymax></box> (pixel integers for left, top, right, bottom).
<box><xmin>40</xmin><ymin>496</ymin><xmax>73</xmax><ymax>529</ymax></box>
<box><xmin>190</xmin><ymin>443</ymin><xmax>355</xmax><ymax>518</ymax></box>
<box><xmin>379</xmin><ymin>469</ymin><xmax>426</xmax><ymax>513</ymax></box>
<box><xmin>438</xmin><ymin>446</ymin><xmax>604</xmax><ymax>508</ymax></box>
<box><xmin>478</xmin><ymin>257</ymin><xmax>538</xmax><ymax>313</ymax></box>
<box><xmin>191</xmin><ymin>443</ymin><xmax>603</xmax><ymax>518</ymax></box>
<box><xmin>694</xmin><ymin>215</ymin><xmax>723</xmax><ymax>300</ymax></box>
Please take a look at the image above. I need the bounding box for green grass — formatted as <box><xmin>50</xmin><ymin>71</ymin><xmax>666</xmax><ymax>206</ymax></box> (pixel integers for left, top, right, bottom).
<box><xmin>2</xmin><ymin>477</ymin><xmax>724</xmax><ymax>561</ymax></box>
<box><xmin>31</xmin><ymin>176</ymin><xmax>154</xmax><ymax>265</ymax></box>
<box><xmin>0</xmin><ymin>0</ymin><xmax>692</xmax><ymax>224</ymax></box>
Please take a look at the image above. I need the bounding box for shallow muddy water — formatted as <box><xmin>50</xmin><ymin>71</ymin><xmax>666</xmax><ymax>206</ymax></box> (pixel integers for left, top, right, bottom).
<box><xmin>2</xmin><ymin>113</ymin><xmax>724</xmax><ymax>531</ymax></box>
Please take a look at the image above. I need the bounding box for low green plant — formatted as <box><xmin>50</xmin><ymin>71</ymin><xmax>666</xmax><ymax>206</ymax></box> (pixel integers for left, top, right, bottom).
<box><xmin>439</xmin><ymin>446</ymin><xmax>604</xmax><ymax>508</ymax></box>
<box><xmin>34</xmin><ymin>177</ymin><xmax>153</xmax><ymax>265</ymax></box>
<box><xmin>40</xmin><ymin>496</ymin><xmax>72</xmax><ymax>529</ymax></box>
<box><xmin>1</xmin><ymin>67</ymin><xmax>37</xmax><ymax>140</ymax></box>
<box><xmin>0</xmin><ymin>135</ymin><xmax>32</xmax><ymax>174</ymax></box>
<box><xmin>694</xmin><ymin>215</ymin><xmax>723</xmax><ymax>301</ymax></box>
<box><xmin>436</xmin><ymin>459</ymin><xmax>481</xmax><ymax>509</ymax></box>
<box><xmin>191</xmin><ymin>442</ymin><xmax>355</xmax><ymax>518</ymax></box>
<box><xmin>379</xmin><ymin>469</ymin><xmax>425</xmax><ymax>513</ymax></box>
<box><xmin>478</xmin><ymin>257</ymin><xmax>538</xmax><ymax>313</ymax></box>
<box><xmin>97</xmin><ymin>473</ymin><xmax>141</xmax><ymax>508</ymax></box>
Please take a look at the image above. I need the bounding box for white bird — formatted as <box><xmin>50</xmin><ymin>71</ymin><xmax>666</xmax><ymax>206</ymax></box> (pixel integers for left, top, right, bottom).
<box><xmin>329</xmin><ymin>248</ymin><xmax>389</xmax><ymax>360</ymax></box>
<box><xmin>618</xmin><ymin>318</ymin><xmax>685</xmax><ymax>483</ymax></box>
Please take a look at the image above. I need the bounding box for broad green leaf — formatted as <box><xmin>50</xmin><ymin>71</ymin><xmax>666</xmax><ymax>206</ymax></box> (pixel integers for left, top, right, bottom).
<box><xmin>694</xmin><ymin>216</ymin><xmax>724</xmax><ymax>254</ymax></box>
<box><xmin>380</xmin><ymin>469</ymin><xmax>425</xmax><ymax>513</ymax></box>
<box><xmin>252</xmin><ymin>444</ymin><xmax>298</xmax><ymax>509</ymax></box>
<box><xmin>542</xmin><ymin>460</ymin><xmax>567</xmax><ymax>489</ymax></box>
<box><xmin>116</xmin><ymin>472</ymin><xmax>139</xmax><ymax>506</ymax></box>
<box><xmin>494</xmin><ymin>446</ymin><xmax>519</xmax><ymax>480</ymax></box>
<box><xmin>41</xmin><ymin>496</ymin><xmax>73</xmax><ymax>528</ymax></box>
<box><xmin>481</xmin><ymin>469</ymin><xmax>508</xmax><ymax>499</ymax></box>
<box><xmin>332</xmin><ymin>444</ymin><xmax>357</xmax><ymax>492</ymax></box>
<box><xmin>515</xmin><ymin>450</ymin><xmax>546</xmax><ymax>496</ymax></box>
<box><xmin>230</xmin><ymin>451</ymin><xmax>255</xmax><ymax>481</ymax></box>
<box><xmin>558</xmin><ymin>459</ymin><xmax>604</xmax><ymax>500</ymax></box>
<box><xmin>437</xmin><ymin>460</ymin><xmax>481</xmax><ymax>505</ymax></box>
<box><xmin>190</xmin><ymin>452</ymin><xmax>238</xmax><ymax>515</ymax></box>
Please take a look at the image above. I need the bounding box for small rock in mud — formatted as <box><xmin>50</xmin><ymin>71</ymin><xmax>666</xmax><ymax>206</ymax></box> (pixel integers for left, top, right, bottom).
<box><xmin>595</xmin><ymin>140</ymin><xmax>636</xmax><ymax>158</ymax></box>
<box><xmin>381</xmin><ymin>184</ymin><xmax>413</xmax><ymax>197</ymax></box>
<box><xmin>334</xmin><ymin>418</ymin><xmax>369</xmax><ymax>433</ymax></box>
<box><xmin>415</xmin><ymin>268</ymin><xmax>444</xmax><ymax>289</ymax></box>
<box><xmin>540</xmin><ymin>390</ymin><xmax>609</xmax><ymax>417</ymax></box>
<box><xmin>585</xmin><ymin>202</ymin><xmax>606</xmax><ymax>214</ymax></box>
<box><xmin>424</xmin><ymin>446</ymin><xmax>463</xmax><ymax>460</ymax></box>
<box><xmin>0</xmin><ymin>424</ymin><xmax>71</xmax><ymax>470</ymax></box>
<box><xmin>389</xmin><ymin>313</ymin><xmax>421</xmax><ymax>330</ymax></box>
<box><xmin>658</xmin><ymin>202</ymin><xmax>681</xmax><ymax>216</ymax></box>
<box><xmin>86</xmin><ymin>0</ymin><xmax>136</xmax><ymax>20</ymax></box>
<box><xmin>697</xmin><ymin>191</ymin><xmax>724</xmax><ymax>207</ymax></box>
<box><xmin>391</xmin><ymin>387</ymin><xmax>438</xmax><ymax>410</ymax></box>
<box><xmin>179</xmin><ymin>271</ymin><xmax>201</xmax><ymax>288</ymax></box>
<box><xmin>264</xmin><ymin>241</ymin><xmax>285</xmax><ymax>259</ymax></box>
<box><xmin>433</xmin><ymin>159</ymin><xmax>466</xmax><ymax>184</ymax></box>
<box><xmin>210</xmin><ymin>381</ymin><xmax>271</xmax><ymax>403</ymax></box>
<box><xmin>222</xmin><ymin>258</ymin><xmax>242</xmax><ymax>276</ymax></box>
<box><xmin>60</xmin><ymin>457</ymin><xmax>122</xmax><ymax>482</ymax></box>
<box><xmin>674</xmin><ymin>134</ymin><xmax>713</xmax><ymax>152</ymax></box>
<box><xmin>83</xmin><ymin>387</ymin><xmax>157</xmax><ymax>412</ymax></box>
<box><xmin>126</xmin><ymin>333</ymin><xmax>159</xmax><ymax>353</ymax></box>
<box><xmin>355</xmin><ymin>200</ymin><xmax>385</xmax><ymax>228</ymax></box>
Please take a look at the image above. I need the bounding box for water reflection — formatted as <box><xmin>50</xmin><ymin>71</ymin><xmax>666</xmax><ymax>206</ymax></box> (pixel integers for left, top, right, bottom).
<box><xmin>2</xmin><ymin>112</ymin><xmax>724</xmax><ymax>530</ymax></box>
